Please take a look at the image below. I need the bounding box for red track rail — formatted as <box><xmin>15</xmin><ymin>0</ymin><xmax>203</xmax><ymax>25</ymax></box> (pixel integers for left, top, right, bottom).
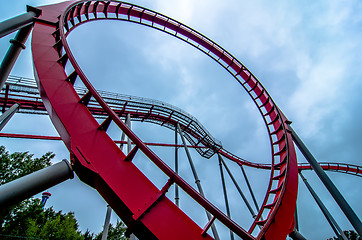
<box><xmin>31</xmin><ymin>1</ymin><xmax>298</xmax><ymax>239</ymax></box>
<box><xmin>298</xmin><ymin>162</ymin><xmax>362</xmax><ymax>178</ymax></box>
<box><xmin>2</xmin><ymin>132</ymin><xmax>361</xmax><ymax>179</ymax></box>
<box><xmin>0</xmin><ymin>84</ymin><xmax>280</xmax><ymax>170</ymax></box>
<box><xmin>1</xmin><ymin>77</ymin><xmax>221</xmax><ymax>158</ymax></box>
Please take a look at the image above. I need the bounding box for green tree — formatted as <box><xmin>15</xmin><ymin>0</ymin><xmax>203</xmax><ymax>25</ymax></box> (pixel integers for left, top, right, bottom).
<box><xmin>0</xmin><ymin>145</ymin><xmax>54</xmax><ymax>232</ymax></box>
<box><xmin>0</xmin><ymin>146</ymin><xmax>83</xmax><ymax>239</ymax></box>
<box><xmin>0</xmin><ymin>145</ymin><xmax>54</xmax><ymax>185</ymax></box>
<box><xmin>0</xmin><ymin>146</ymin><xmax>129</xmax><ymax>240</ymax></box>
<box><xmin>1</xmin><ymin>198</ymin><xmax>84</xmax><ymax>240</ymax></box>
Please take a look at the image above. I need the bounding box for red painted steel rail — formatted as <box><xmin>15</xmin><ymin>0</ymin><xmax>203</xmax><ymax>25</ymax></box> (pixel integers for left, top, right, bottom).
<box><xmin>1</xmin><ymin>76</ymin><xmax>266</xmax><ymax>168</ymax></box>
<box><xmin>1</xmin><ymin>76</ymin><xmax>221</xmax><ymax>158</ymax></box>
<box><xmin>298</xmin><ymin>162</ymin><xmax>362</xmax><ymax>178</ymax></box>
<box><xmin>2</xmin><ymin>132</ymin><xmax>361</xmax><ymax>180</ymax></box>
<box><xmin>30</xmin><ymin>1</ymin><xmax>298</xmax><ymax>239</ymax></box>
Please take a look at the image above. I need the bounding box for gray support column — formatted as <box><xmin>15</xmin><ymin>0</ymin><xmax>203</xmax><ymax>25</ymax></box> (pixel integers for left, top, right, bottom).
<box><xmin>101</xmin><ymin>205</ymin><xmax>112</xmax><ymax>240</ymax></box>
<box><xmin>299</xmin><ymin>172</ymin><xmax>348</xmax><ymax>240</ymax></box>
<box><xmin>218</xmin><ymin>156</ymin><xmax>234</xmax><ymax>240</ymax></box>
<box><xmin>0</xmin><ymin>6</ymin><xmax>40</xmax><ymax>38</ymax></box>
<box><xmin>125</xmin><ymin>113</ymin><xmax>137</xmax><ymax>240</ymax></box>
<box><xmin>240</xmin><ymin>165</ymin><xmax>260</xmax><ymax>212</ymax></box>
<box><xmin>218</xmin><ymin>154</ymin><xmax>256</xmax><ymax>218</ymax></box>
<box><xmin>120</xmin><ymin>113</ymin><xmax>131</xmax><ymax>151</ymax></box>
<box><xmin>126</xmin><ymin>113</ymin><xmax>132</xmax><ymax>154</ymax></box>
<box><xmin>0</xmin><ymin>103</ymin><xmax>19</xmax><ymax>131</ymax></box>
<box><xmin>176</xmin><ymin>123</ymin><xmax>220</xmax><ymax>240</ymax></box>
<box><xmin>174</xmin><ymin>124</ymin><xmax>179</xmax><ymax>207</ymax></box>
<box><xmin>295</xmin><ymin>205</ymin><xmax>299</xmax><ymax>231</ymax></box>
<box><xmin>119</xmin><ymin>129</ymin><xmax>126</xmax><ymax>150</ymax></box>
<box><xmin>0</xmin><ymin>24</ymin><xmax>33</xmax><ymax>90</ymax></box>
<box><xmin>290</xmin><ymin>125</ymin><xmax>362</xmax><ymax>235</ymax></box>
<box><xmin>0</xmin><ymin>160</ymin><xmax>73</xmax><ymax>208</ymax></box>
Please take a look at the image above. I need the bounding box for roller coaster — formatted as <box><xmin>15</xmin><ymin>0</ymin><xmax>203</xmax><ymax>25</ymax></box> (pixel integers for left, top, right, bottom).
<box><xmin>2</xmin><ymin>76</ymin><xmax>362</xmax><ymax>178</ymax></box>
<box><xmin>0</xmin><ymin>1</ymin><xmax>361</xmax><ymax>239</ymax></box>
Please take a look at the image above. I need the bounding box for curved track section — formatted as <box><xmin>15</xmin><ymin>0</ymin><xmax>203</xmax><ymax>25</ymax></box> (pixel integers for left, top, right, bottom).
<box><xmin>3</xmin><ymin>78</ymin><xmax>362</xmax><ymax>179</ymax></box>
<box><xmin>0</xmin><ymin>77</ymin><xmax>268</xmax><ymax>169</ymax></box>
<box><xmin>31</xmin><ymin>1</ymin><xmax>298</xmax><ymax>239</ymax></box>
<box><xmin>0</xmin><ymin>77</ymin><xmax>270</xmax><ymax>170</ymax></box>
<box><xmin>1</xmin><ymin>76</ymin><xmax>221</xmax><ymax>158</ymax></box>
<box><xmin>298</xmin><ymin>162</ymin><xmax>362</xmax><ymax>177</ymax></box>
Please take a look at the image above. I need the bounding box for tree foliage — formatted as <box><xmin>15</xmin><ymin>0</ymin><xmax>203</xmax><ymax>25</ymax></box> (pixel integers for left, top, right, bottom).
<box><xmin>0</xmin><ymin>198</ymin><xmax>84</xmax><ymax>240</ymax></box>
<box><xmin>0</xmin><ymin>145</ymin><xmax>55</xmax><ymax>234</ymax></box>
<box><xmin>0</xmin><ymin>146</ymin><xmax>128</xmax><ymax>240</ymax></box>
<box><xmin>0</xmin><ymin>146</ymin><xmax>84</xmax><ymax>239</ymax></box>
<box><xmin>0</xmin><ymin>145</ymin><xmax>54</xmax><ymax>185</ymax></box>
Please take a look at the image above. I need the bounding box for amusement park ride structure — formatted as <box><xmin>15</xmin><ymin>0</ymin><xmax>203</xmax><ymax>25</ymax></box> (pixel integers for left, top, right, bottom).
<box><xmin>0</xmin><ymin>1</ymin><xmax>361</xmax><ymax>239</ymax></box>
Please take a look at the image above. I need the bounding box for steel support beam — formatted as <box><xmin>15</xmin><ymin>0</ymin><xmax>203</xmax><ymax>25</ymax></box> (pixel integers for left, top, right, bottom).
<box><xmin>101</xmin><ymin>205</ymin><xmax>112</xmax><ymax>240</ymax></box>
<box><xmin>0</xmin><ymin>103</ymin><xmax>19</xmax><ymax>131</ymax></box>
<box><xmin>120</xmin><ymin>113</ymin><xmax>131</xmax><ymax>152</ymax></box>
<box><xmin>119</xmin><ymin>128</ymin><xmax>126</xmax><ymax>150</ymax></box>
<box><xmin>0</xmin><ymin>160</ymin><xmax>73</xmax><ymax>208</ymax></box>
<box><xmin>240</xmin><ymin>165</ymin><xmax>260</xmax><ymax>212</ymax></box>
<box><xmin>0</xmin><ymin>24</ymin><xmax>33</xmax><ymax>90</ymax></box>
<box><xmin>218</xmin><ymin>154</ymin><xmax>256</xmax><ymax>218</ymax></box>
<box><xmin>177</xmin><ymin>123</ymin><xmax>220</xmax><ymax>240</ymax></box>
<box><xmin>218</xmin><ymin>156</ymin><xmax>234</xmax><ymax>240</ymax></box>
<box><xmin>290</xmin><ymin>125</ymin><xmax>362</xmax><ymax>235</ymax></box>
<box><xmin>295</xmin><ymin>206</ymin><xmax>299</xmax><ymax>231</ymax></box>
<box><xmin>0</xmin><ymin>6</ymin><xmax>40</xmax><ymax>38</ymax></box>
<box><xmin>174</xmin><ymin>124</ymin><xmax>180</xmax><ymax>207</ymax></box>
<box><xmin>126</xmin><ymin>113</ymin><xmax>132</xmax><ymax>154</ymax></box>
<box><xmin>123</xmin><ymin>114</ymin><xmax>138</xmax><ymax>240</ymax></box>
<box><xmin>299</xmin><ymin>172</ymin><xmax>348</xmax><ymax>240</ymax></box>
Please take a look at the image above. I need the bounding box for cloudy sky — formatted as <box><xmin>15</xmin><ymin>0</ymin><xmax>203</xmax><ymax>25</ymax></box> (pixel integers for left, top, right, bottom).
<box><xmin>1</xmin><ymin>0</ymin><xmax>362</xmax><ymax>239</ymax></box>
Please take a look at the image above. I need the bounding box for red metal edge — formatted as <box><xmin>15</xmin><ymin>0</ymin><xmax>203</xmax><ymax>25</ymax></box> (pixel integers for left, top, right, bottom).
<box><xmin>30</xmin><ymin>0</ymin><xmax>300</xmax><ymax>239</ymax></box>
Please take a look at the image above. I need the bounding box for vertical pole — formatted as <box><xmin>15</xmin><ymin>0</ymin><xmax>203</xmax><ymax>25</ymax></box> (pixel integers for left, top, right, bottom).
<box><xmin>125</xmin><ymin>113</ymin><xmax>137</xmax><ymax>240</ymax></box>
<box><xmin>0</xmin><ymin>103</ymin><xmax>20</xmax><ymax>131</ymax></box>
<box><xmin>218</xmin><ymin>156</ymin><xmax>234</xmax><ymax>240</ymax></box>
<box><xmin>119</xmin><ymin>129</ymin><xmax>126</xmax><ymax>150</ymax></box>
<box><xmin>240</xmin><ymin>165</ymin><xmax>260</xmax><ymax>212</ymax></box>
<box><xmin>120</xmin><ymin>113</ymin><xmax>131</xmax><ymax>151</ymax></box>
<box><xmin>126</xmin><ymin>113</ymin><xmax>132</xmax><ymax>154</ymax></box>
<box><xmin>299</xmin><ymin>172</ymin><xmax>348</xmax><ymax>240</ymax></box>
<box><xmin>290</xmin><ymin>125</ymin><xmax>362</xmax><ymax>235</ymax></box>
<box><xmin>101</xmin><ymin>205</ymin><xmax>112</xmax><ymax>240</ymax></box>
<box><xmin>0</xmin><ymin>24</ymin><xmax>33</xmax><ymax>90</ymax></box>
<box><xmin>114</xmin><ymin>114</ymin><xmax>135</xmax><ymax>239</ymax></box>
<box><xmin>295</xmin><ymin>204</ymin><xmax>299</xmax><ymax>231</ymax></box>
<box><xmin>176</xmin><ymin>123</ymin><xmax>220</xmax><ymax>240</ymax></box>
<box><xmin>218</xmin><ymin>154</ymin><xmax>256</xmax><ymax>218</ymax></box>
<box><xmin>175</xmin><ymin>124</ymin><xmax>179</xmax><ymax>207</ymax></box>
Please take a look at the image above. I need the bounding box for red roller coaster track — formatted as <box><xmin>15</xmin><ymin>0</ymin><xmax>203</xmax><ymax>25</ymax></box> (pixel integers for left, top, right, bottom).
<box><xmin>3</xmin><ymin>77</ymin><xmax>362</xmax><ymax>179</ymax></box>
<box><xmin>1</xmin><ymin>0</ymin><xmax>361</xmax><ymax>238</ymax></box>
<box><xmin>29</xmin><ymin>0</ymin><xmax>299</xmax><ymax>239</ymax></box>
